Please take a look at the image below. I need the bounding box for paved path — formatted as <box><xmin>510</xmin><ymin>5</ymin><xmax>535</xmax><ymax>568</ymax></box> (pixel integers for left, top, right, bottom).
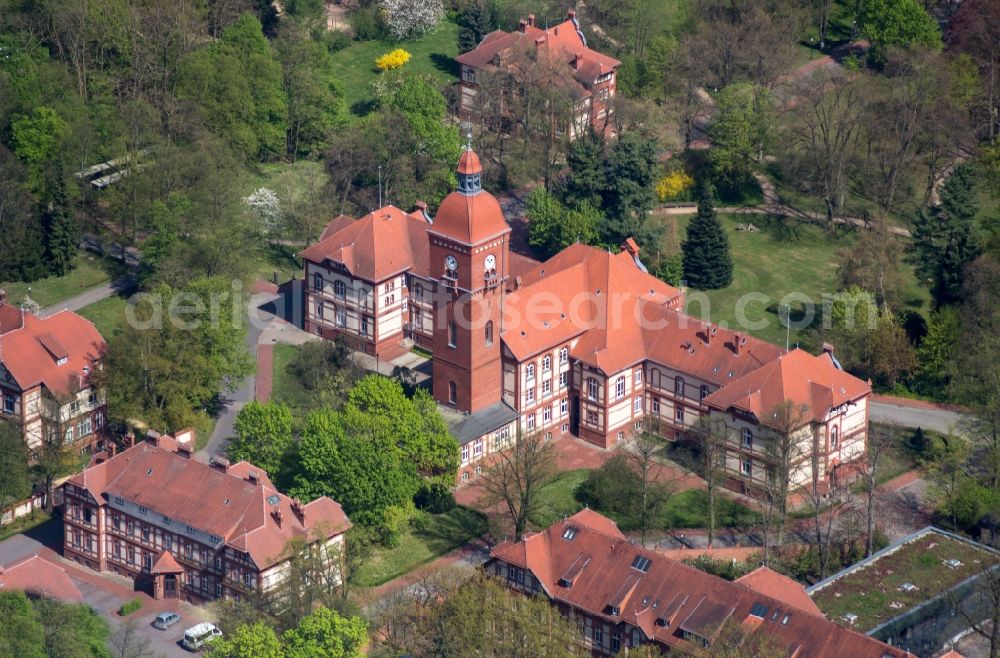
<box><xmin>869</xmin><ymin>398</ymin><xmax>968</xmax><ymax>436</ymax></box>
<box><xmin>40</xmin><ymin>275</ymin><xmax>136</xmax><ymax>318</ymax></box>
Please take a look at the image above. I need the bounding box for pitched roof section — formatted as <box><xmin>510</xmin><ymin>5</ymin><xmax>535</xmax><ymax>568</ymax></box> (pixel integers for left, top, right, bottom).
<box><xmin>456</xmin><ymin>14</ymin><xmax>620</xmax><ymax>86</ymax></box>
<box><xmin>501</xmin><ymin>242</ymin><xmax>685</xmax><ymax>369</ymax></box>
<box><xmin>151</xmin><ymin>549</ymin><xmax>184</xmax><ymax>574</ymax></box>
<box><xmin>301</xmin><ymin>205</ymin><xmax>432</xmax><ymax>281</ymax></box>
<box><xmin>67</xmin><ymin>435</ymin><xmax>351</xmax><ymax>570</ymax></box>
<box><xmin>703</xmin><ymin>349</ymin><xmax>870</xmax><ymax>429</ymax></box>
<box><xmin>736</xmin><ymin>566</ymin><xmax>824</xmax><ymax>617</ymax></box>
<box><xmin>0</xmin><ymin>554</ymin><xmax>83</xmax><ymax>602</ymax></box>
<box><xmin>490</xmin><ymin>511</ymin><xmax>910</xmax><ymax>658</ymax></box>
<box><xmin>0</xmin><ymin>308</ymin><xmax>105</xmax><ymax>399</ymax></box>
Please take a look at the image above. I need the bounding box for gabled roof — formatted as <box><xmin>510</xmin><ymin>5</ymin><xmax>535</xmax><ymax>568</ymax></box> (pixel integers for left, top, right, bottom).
<box><xmin>0</xmin><ymin>308</ymin><xmax>105</xmax><ymax>399</ymax></box>
<box><xmin>736</xmin><ymin>566</ymin><xmax>824</xmax><ymax>617</ymax></box>
<box><xmin>151</xmin><ymin>549</ymin><xmax>184</xmax><ymax>574</ymax></box>
<box><xmin>490</xmin><ymin>511</ymin><xmax>911</xmax><ymax>658</ymax></box>
<box><xmin>501</xmin><ymin>243</ymin><xmax>684</xmax><ymax>368</ymax></box>
<box><xmin>67</xmin><ymin>435</ymin><xmax>351</xmax><ymax>570</ymax></box>
<box><xmin>703</xmin><ymin>349</ymin><xmax>870</xmax><ymax>429</ymax></box>
<box><xmin>300</xmin><ymin>205</ymin><xmax>432</xmax><ymax>281</ymax></box>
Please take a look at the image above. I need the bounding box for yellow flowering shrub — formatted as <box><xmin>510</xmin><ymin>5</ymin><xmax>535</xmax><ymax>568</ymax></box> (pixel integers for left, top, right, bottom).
<box><xmin>656</xmin><ymin>171</ymin><xmax>696</xmax><ymax>202</ymax></box>
<box><xmin>375</xmin><ymin>48</ymin><xmax>412</xmax><ymax>71</ymax></box>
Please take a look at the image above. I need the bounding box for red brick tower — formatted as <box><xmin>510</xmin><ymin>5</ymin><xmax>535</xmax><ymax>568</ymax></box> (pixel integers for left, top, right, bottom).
<box><xmin>429</xmin><ymin>146</ymin><xmax>511</xmax><ymax>413</ymax></box>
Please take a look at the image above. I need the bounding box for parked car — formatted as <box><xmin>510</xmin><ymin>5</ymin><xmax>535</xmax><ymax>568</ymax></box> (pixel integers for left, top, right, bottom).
<box><xmin>152</xmin><ymin>612</ymin><xmax>181</xmax><ymax>630</ymax></box>
<box><xmin>181</xmin><ymin>622</ymin><xmax>222</xmax><ymax>651</ymax></box>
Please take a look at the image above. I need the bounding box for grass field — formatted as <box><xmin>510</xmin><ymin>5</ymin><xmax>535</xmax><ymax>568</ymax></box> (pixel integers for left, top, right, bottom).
<box><xmin>532</xmin><ymin>468</ymin><xmax>759</xmax><ymax>531</ymax></box>
<box><xmin>333</xmin><ymin>21</ymin><xmax>460</xmax><ymax>115</ymax></box>
<box><xmin>351</xmin><ymin>507</ymin><xmax>487</xmax><ymax>587</ymax></box>
<box><xmin>1</xmin><ymin>252</ymin><xmax>117</xmax><ymax>309</ymax></box>
<box><xmin>77</xmin><ymin>295</ymin><xmax>129</xmax><ymax>338</ymax></box>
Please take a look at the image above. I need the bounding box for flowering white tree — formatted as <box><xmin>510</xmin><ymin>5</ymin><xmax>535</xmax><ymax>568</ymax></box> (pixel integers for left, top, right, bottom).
<box><xmin>243</xmin><ymin>187</ymin><xmax>283</xmax><ymax>235</ymax></box>
<box><xmin>379</xmin><ymin>0</ymin><xmax>443</xmax><ymax>40</ymax></box>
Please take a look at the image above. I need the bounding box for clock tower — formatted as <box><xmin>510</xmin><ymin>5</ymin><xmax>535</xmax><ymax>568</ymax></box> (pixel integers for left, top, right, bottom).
<box><xmin>428</xmin><ymin>145</ymin><xmax>511</xmax><ymax>413</ymax></box>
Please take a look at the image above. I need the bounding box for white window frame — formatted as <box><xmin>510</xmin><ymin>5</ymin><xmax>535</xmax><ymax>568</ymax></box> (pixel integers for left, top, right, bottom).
<box><xmin>615</xmin><ymin>376</ymin><xmax>626</xmax><ymax>399</ymax></box>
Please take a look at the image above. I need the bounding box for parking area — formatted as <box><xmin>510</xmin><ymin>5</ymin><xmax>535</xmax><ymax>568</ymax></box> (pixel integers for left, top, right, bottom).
<box><xmin>0</xmin><ymin>521</ymin><xmax>213</xmax><ymax>657</ymax></box>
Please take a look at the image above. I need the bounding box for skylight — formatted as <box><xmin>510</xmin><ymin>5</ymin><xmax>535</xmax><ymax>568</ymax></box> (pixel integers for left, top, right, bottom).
<box><xmin>631</xmin><ymin>555</ymin><xmax>652</xmax><ymax>572</ymax></box>
<box><xmin>267</xmin><ymin>494</ymin><xmax>280</xmax><ymax>505</ymax></box>
<box><xmin>562</xmin><ymin>526</ymin><xmax>578</xmax><ymax>540</ymax></box>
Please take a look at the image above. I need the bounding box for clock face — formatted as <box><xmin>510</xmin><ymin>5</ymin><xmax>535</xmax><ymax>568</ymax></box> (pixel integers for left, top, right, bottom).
<box><xmin>484</xmin><ymin>254</ymin><xmax>496</xmax><ymax>270</ymax></box>
<box><xmin>445</xmin><ymin>255</ymin><xmax>458</xmax><ymax>271</ymax></box>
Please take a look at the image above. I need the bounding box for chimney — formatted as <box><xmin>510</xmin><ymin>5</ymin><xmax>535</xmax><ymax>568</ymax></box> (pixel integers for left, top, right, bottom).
<box><xmin>526</xmin><ymin>13</ymin><xmax>535</xmax><ymax>27</ymax></box>
<box><xmin>176</xmin><ymin>442</ymin><xmax>193</xmax><ymax>459</ymax></box>
<box><xmin>621</xmin><ymin>238</ymin><xmax>639</xmax><ymax>257</ymax></box>
<box><xmin>535</xmin><ymin>35</ymin><xmax>546</xmax><ymax>46</ymax></box>
<box><xmin>414</xmin><ymin>200</ymin><xmax>431</xmax><ymax>223</ymax></box>
<box><xmin>733</xmin><ymin>333</ymin><xmax>743</xmax><ymax>355</ymax></box>
<box><xmin>291</xmin><ymin>498</ymin><xmax>306</xmax><ymax>523</ymax></box>
<box><xmin>573</xmin><ymin>53</ymin><xmax>582</xmax><ymax>70</ymax></box>
<box><xmin>272</xmin><ymin>507</ymin><xmax>282</xmax><ymax>527</ymax></box>
<box><xmin>822</xmin><ymin>342</ymin><xmax>834</xmax><ymax>356</ymax></box>
<box><xmin>209</xmin><ymin>455</ymin><xmax>231</xmax><ymax>473</ymax></box>
<box><xmin>518</xmin><ymin>18</ymin><xmax>527</xmax><ymax>33</ymax></box>
<box><xmin>144</xmin><ymin>430</ymin><xmax>161</xmax><ymax>447</ymax></box>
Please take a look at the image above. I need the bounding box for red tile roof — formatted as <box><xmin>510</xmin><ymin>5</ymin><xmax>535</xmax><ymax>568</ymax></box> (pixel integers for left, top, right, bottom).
<box><xmin>490</xmin><ymin>511</ymin><xmax>910</xmax><ymax>657</ymax></box>
<box><xmin>68</xmin><ymin>436</ymin><xmax>351</xmax><ymax>570</ymax></box>
<box><xmin>0</xmin><ymin>554</ymin><xmax>83</xmax><ymax>602</ymax></box>
<box><xmin>430</xmin><ymin>187</ymin><xmax>511</xmax><ymax>246</ymax></box>
<box><xmin>736</xmin><ymin>566</ymin><xmax>824</xmax><ymax>617</ymax></box>
<box><xmin>0</xmin><ymin>308</ymin><xmax>105</xmax><ymax>399</ymax></box>
<box><xmin>151</xmin><ymin>549</ymin><xmax>185</xmax><ymax>574</ymax></box>
<box><xmin>457</xmin><ymin>148</ymin><xmax>482</xmax><ymax>175</ymax></box>
<box><xmin>456</xmin><ymin>17</ymin><xmax>620</xmax><ymax>86</ymax></box>
<box><xmin>301</xmin><ymin>205</ymin><xmax>432</xmax><ymax>281</ymax></box>
<box><xmin>703</xmin><ymin>349</ymin><xmax>870</xmax><ymax>430</ymax></box>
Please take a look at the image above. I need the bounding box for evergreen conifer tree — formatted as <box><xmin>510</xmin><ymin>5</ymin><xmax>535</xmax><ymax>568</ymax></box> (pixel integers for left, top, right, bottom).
<box><xmin>457</xmin><ymin>1</ymin><xmax>493</xmax><ymax>53</ymax></box>
<box><xmin>682</xmin><ymin>182</ymin><xmax>733</xmax><ymax>289</ymax></box>
<box><xmin>41</xmin><ymin>159</ymin><xmax>79</xmax><ymax>277</ymax></box>
<box><xmin>0</xmin><ymin>147</ymin><xmax>47</xmax><ymax>282</ymax></box>
<box><xmin>558</xmin><ymin>129</ymin><xmax>606</xmax><ymax>210</ymax></box>
<box><xmin>910</xmin><ymin>164</ymin><xmax>981</xmax><ymax>307</ymax></box>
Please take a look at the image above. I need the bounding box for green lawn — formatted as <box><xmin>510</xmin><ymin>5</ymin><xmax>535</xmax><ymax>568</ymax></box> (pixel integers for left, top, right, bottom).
<box><xmin>351</xmin><ymin>507</ymin><xmax>487</xmax><ymax>587</ymax></box>
<box><xmin>333</xmin><ymin>21</ymin><xmax>460</xmax><ymax>115</ymax></box>
<box><xmin>0</xmin><ymin>509</ymin><xmax>52</xmax><ymax>542</ymax></box>
<box><xmin>272</xmin><ymin>343</ymin><xmax>312</xmax><ymax>417</ymax></box>
<box><xmin>77</xmin><ymin>295</ymin><xmax>129</xmax><ymax>338</ymax></box>
<box><xmin>1</xmin><ymin>252</ymin><xmax>118</xmax><ymax>308</ymax></box>
<box><xmin>532</xmin><ymin>469</ymin><xmax>759</xmax><ymax>531</ymax></box>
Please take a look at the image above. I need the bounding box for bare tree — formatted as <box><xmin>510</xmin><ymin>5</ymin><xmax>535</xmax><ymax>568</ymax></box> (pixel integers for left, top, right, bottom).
<box><xmin>765</xmin><ymin>400</ymin><xmax>813</xmax><ymax>546</ymax></box>
<box><xmin>689</xmin><ymin>417</ymin><xmax>726</xmax><ymax>548</ymax></box>
<box><xmin>954</xmin><ymin>564</ymin><xmax>1000</xmax><ymax>658</ymax></box>
<box><xmin>109</xmin><ymin>620</ymin><xmax>158</xmax><ymax>658</ymax></box>
<box><xmin>858</xmin><ymin>423</ymin><xmax>896</xmax><ymax>556</ymax></box>
<box><xmin>479</xmin><ymin>430</ymin><xmax>559</xmax><ymax>538</ymax></box>
<box><xmin>627</xmin><ymin>429</ymin><xmax>682</xmax><ymax>546</ymax></box>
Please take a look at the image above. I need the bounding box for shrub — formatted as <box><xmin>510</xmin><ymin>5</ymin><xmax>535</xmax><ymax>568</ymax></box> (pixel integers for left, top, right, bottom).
<box><xmin>414</xmin><ymin>481</ymin><xmax>456</xmax><ymax>514</ymax></box>
<box><xmin>684</xmin><ymin>554</ymin><xmax>758</xmax><ymax>581</ymax></box>
<box><xmin>375</xmin><ymin>48</ymin><xmax>412</xmax><ymax>71</ymax></box>
<box><xmin>351</xmin><ymin>5</ymin><xmax>386</xmax><ymax>41</ymax></box>
<box><xmin>656</xmin><ymin>171</ymin><xmax>695</xmax><ymax>202</ymax></box>
<box><xmin>118</xmin><ymin>598</ymin><xmax>143</xmax><ymax>616</ymax></box>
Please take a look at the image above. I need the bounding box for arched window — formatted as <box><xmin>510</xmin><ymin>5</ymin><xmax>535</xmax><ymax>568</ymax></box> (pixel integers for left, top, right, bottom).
<box><xmin>448</xmin><ymin>381</ymin><xmax>457</xmax><ymax>404</ymax></box>
<box><xmin>542</xmin><ymin>355</ymin><xmax>551</xmax><ymax>372</ymax></box>
<box><xmin>831</xmin><ymin>425</ymin><xmax>839</xmax><ymax>449</ymax></box>
<box><xmin>485</xmin><ymin>320</ymin><xmax>494</xmax><ymax>346</ymax></box>
<box><xmin>674</xmin><ymin>376</ymin><xmax>685</xmax><ymax>397</ymax></box>
<box><xmin>448</xmin><ymin>321</ymin><xmax>457</xmax><ymax>348</ymax></box>
<box><xmin>333</xmin><ymin>280</ymin><xmax>346</xmax><ymax>298</ymax></box>
<box><xmin>559</xmin><ymin>347</ymin><xmax>569</xmax><ymax>364</ymax></box>
<box><xmin>526</xmin><ymin>364</ymin><xmax>535</xmax><ymax>381</ymax></box>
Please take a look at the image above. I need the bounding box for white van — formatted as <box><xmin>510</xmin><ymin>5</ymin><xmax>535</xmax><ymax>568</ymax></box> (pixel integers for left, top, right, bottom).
<box><xmin>181</xmin><ymin>622</ymin><xmax>223</xmax><ymax>651</ymax></box>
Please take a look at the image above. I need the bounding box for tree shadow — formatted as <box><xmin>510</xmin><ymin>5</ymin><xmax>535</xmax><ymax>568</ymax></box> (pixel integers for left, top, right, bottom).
<box><xmin>24</xmin><ymin>515</ymin><xmax>65</xmax><ymax>553</ymax></box>
<box><xmin>350</xmin><ymin>99</ymin><xmax>377</xmax><ymax>117</ymax></box>
<box><xmin>429</xmin><ymin>53</ymin><xmax>458</xmax><ymax>78</ymax></box>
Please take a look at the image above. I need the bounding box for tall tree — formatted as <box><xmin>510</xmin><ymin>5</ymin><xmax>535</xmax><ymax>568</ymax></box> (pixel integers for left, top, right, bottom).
<box><xmin>861</xmin><ymin>0</ymin><xmax>942</xmax><ymax>63</ymax></box>
<box><xmin>229</xmin><ymin>401</ymin><xmax>294</xmax><ymax>481</ymax></box>
<box><xmin>558</xmin><ymin>130</ymin><xmax>606</xmax><ymax>210</ymax></box>
<box><xmin>765</xmin><ymin>400</ymin><xmax>813</xmax><ymax>547</ymax></box>
<box><xmin>682</xmin><ymin>183</ymin><xmax>733</xmax><ymax>289</ymax></box>
<box><xmin>479</xmin><ymin>430</ymin><xmax>558</xmax><ymax>538</ymax></box>
<box><xmin>837</xmin><ymin>219</ymin><xmax>905</xmax><ymax>310</ymax></box>
<box><xmin>709</xmin><ymin>83</ymin><xmax>774</xmax><ymax>195</ymax></box>
<box><xmin>0</xmin><ymin>422</ymin><xmax>31</xmax><ymax>507</ymax></box>
<box><xmin>689</xmin><ymin>417</ymin><xmax>726</xmax><ymax>547</ymax></box>
<box><xmin>859</xmin><ymin>425</ymin><xmax>896</xmax><ymax>557</ymax></box>
<box><xmin>282</xmin><ymin>607</ymin><xmax>367</xmax><ymax>658</ymax></box>
<box><xmin>627</xmin><ymin>430</ymin><xmax>678</xmax><ymax>546</ymax></box>
<box><xmin>40</xmin><ymin>159</ymin><xmax>79</xmax><ymax>277</ymax></box>
<box><xmin>457</xmin><ymin>1</ymin><xmax>493</xmax><ymax>53</ymax></box>
<box><xmin>0</xmin><ymin>146</ymin><xmax>47</xmax><ymax>282</ymax></box>
<box><xmin>910</xmin><ymin>163</ymin><xmax>982</xmax><ymax>307</ymax></box>
<box><xmin>601</xmin><ymin>131</ymin><xmax>659</xmax><ymax>247</ymax></box>
<box><xmin>525</xmin><ymin>188</ymin><xmax>600</xmax><ymax>260</ymax></box>
<box><xmin>948</xmin><ymin>0</ymin><xmax>1000</xmax><ymax>140</ymax></box>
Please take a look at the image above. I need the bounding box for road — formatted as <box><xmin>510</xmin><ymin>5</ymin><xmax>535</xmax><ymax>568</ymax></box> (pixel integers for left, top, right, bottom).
<box><xmin>869</xmin><ymin>399</ymin><xmax>968</xmax><ymax>436</ymax></box>
<box><xmin>40</xmin><ymin>275</ymin><xmax>136</xmax><ymax>318</ymax></box>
